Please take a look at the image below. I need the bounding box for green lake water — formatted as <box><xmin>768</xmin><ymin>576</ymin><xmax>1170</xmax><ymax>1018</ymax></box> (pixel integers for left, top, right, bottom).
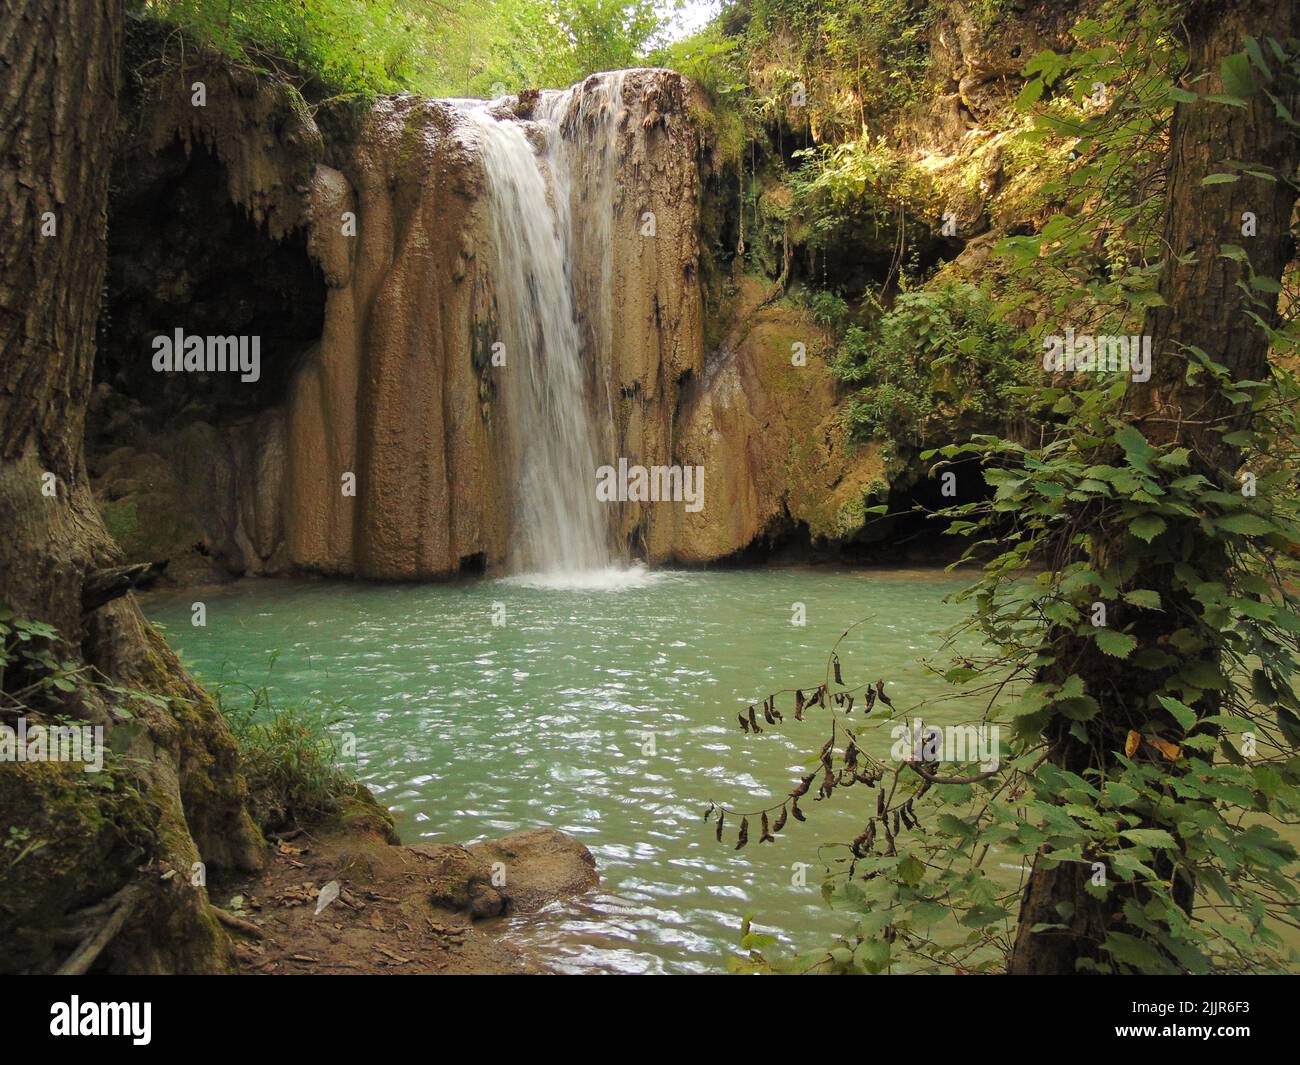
<box><xmin>145</xmin><ymin>565</ymin><xmax>988</xmax><ymax>973</ymax></box>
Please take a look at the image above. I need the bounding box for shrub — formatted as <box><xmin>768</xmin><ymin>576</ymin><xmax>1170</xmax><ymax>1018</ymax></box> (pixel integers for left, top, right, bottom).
<box><xmin>215</xmin><ymin>675</ymin><xmax>359</xmax><ymax>833</ymax></box>
<box><xmin>830</xmin><ymin>282</ymin><xmax>1030</xmax><ymax>444</ymax></box>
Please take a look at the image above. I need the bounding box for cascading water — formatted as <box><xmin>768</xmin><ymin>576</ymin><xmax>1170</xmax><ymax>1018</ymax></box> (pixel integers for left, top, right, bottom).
<box><xmin>463</xmin><ymin>102</ymin><xmax>609</xmax><ymax>576</ymax></box>
<box><xmin>536</xmin><ymin>72</ymin><xmax>626</xmax><ymax>455</ymax></box>
<box><xmin>459</xmin><ymin>74</ymin><xmax>642</xmax><ymax>585</ymax></box>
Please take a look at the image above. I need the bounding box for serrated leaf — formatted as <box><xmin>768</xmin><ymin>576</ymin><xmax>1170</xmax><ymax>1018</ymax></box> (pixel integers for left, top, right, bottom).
<box><xmin>1121</xmin><ymin>828</ymin><xmax>1178</xmax><ymax>849</ymax></box>
<box><xmin>1129</xmin><ymin>513</ymin><xmax>1166</xmax><ymax>542</ymax></box>
<box><xmin>1094</xmin><ymin>629</ymin><xmax>1138</xmax><ymax>659</ymax></box>
<box><xmin>1123</xmin><ymin>590</ymin><xmax>1161</xmax><ymax>609</ymax></box>
<box><xmin>1215</xmin><ymin>513</ymin><xmax>1274</xmax><ymax>535</ymax></box>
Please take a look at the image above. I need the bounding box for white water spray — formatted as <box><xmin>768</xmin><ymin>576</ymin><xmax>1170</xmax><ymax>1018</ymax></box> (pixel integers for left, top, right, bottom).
<box><xmin>459</xmin><ymin>74</ymin><xmax>633</xmax><ymax>582</ymax></box>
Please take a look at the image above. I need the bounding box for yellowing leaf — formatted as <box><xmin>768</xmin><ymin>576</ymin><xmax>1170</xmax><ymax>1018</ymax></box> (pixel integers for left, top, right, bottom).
<box><xmin>1150</xmin><ymin>737</ymin><xmax>1182</xmax><ymax>762</ymax></box>
<box><xmin>1125</xmin><ymin>730</ymin><xmax>1142</xmax><ymax>757</ymax></box>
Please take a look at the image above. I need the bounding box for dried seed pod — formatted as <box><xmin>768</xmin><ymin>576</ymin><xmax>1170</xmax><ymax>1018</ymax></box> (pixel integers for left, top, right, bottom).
<box><xmin>864</xmin><ymin>821</ymin><xmax>876</xmax><ymax>852</ymax></box>
<box><xmin>702</xmin><ymin>803</ymin><xmax>715</xmax><ymax>821</ymax></box>
<box><xmin>876</xmin><ymin>789</ymin><xmax>885</xmax><ymax>818</ymax></box>
<box><xmin>792</xmin><ymin>773</ymin><xmax>814</xmax><ymax>799</ymax></box>
<box><xmin>844</xmin><ymin>742</ymin><xmax>858</xmax><ymax>770</ymax></box>
<box><xmin>863</xmin><ymin>686</ymin><xmax>876</xmax><ymax>712</ymax></box>
<box><xmin>845</xmin><ymin>694</ymin><xmax>854</xmax><ymax>714</ymax></box>
<box><xmin>795</xmin><ymin>689</ymin><xmax>805</xmax><ymax>720</ymax></box>
<box><xmin>763</xmin><ymin>703</ymin><xmax>775</xmax><ymax>725</ymax></box>
<box><xmin>773</xmin><ymin>805</ymin><xmax>787</xmax><ymax>833</ymax></box>
<box><xmin>852</xmin><ymin>825</ymin><xmax>871</xmax><ymax>857</ymax></box>
<box><xmin>875</xmin><ymin>679</ymin><xmax>893</xmax><ymax>708</ymax></box>
<box><xmin>833</xmin><ymin>654</ymin><xmax>844</xmax><ymax>686</ymax></box>
<box><xmin>760</xmin><ymin>812</ymin><xmax>775</xmax><ymax>844</ymax></box>
<box><xmin>716</xmin><ymin>812</ymin><xmax>724</xmax><ymax>842</ymax></box>
<box><xmin>792</xmin><ymin>798</ymin><xmax>806</xmax><ymax>822</ymax></box>
<box><xmin>738</xmin><ymin>712</ymin><xmax>750</xmax><ymax>733</ymax></box>
<box><xmin>748</xmin><ymin>705</ymin><xmax>762</xmax><ymax>733</ymax></box>
<box><xmin>736</xmin><ymin>817</ymin><xmax>749</xmax><ymax>850</ymax></box>
<box><xmin>892</xmin><ymin>810</ymin><xmax>901</xmax><ymax>837</ymax></box>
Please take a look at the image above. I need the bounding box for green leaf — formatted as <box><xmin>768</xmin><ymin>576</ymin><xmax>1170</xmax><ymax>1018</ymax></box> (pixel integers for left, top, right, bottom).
<box><xmin>1220</xmin><ymin>52</ymin><xmax>1258</xmax><ymax>98</ymax></box>
<box><xmin>1156</xmin><ymin>694</ymin><xmax>1198</xmax><ymax>732</ymax></box>
<box><xmin>1121</xmin><ymin>828</ymin><xmax>1178</xmax><ymax>849</ymax></box>
<box><xmin>1202</xmin><ymin>173</ymin><xmax>1240</xmax><ymax>185</ymax></box>
<box><xmin>1129</xmin><ymin>513</ymin><xmax>1166</xmax><ymax>542</ymax></box>
<box><xmin>853</xmin><ymin>937</ymin><xmax>890</xmax><ymax>974</ymax></box>
<box><xmin>1244</xmin><ymin>37</ymin><xmax>1272</xmax><ymax>80</ymax></box>
<box><xmin>897</xmin><ymin>854</ymin><xmax>926</xmax><ymax>887</ymax></box>
<box><xmin>1104</xmin><ymin>932</ymin><xmax>1178</xmax><ymax>973</ymax></box>
<box><xmin>1017</xmin><ymin>77</ymin><xmax>1045</xmax><ymax>109</ymax></box>
<box><xmin>1215</xmin><ymin>513</ymin><xmax>1275</xmax><ymax>535</ymax></box>
<box><xmin>1204</xmin><ymin>93</ymin><xmax>1248</xmax><ymax>108</ymax></box>
<box><xmin>1123</xmin><ymin>589</ymin><xmax>1161</xmax><ymax>609</ymax></box>
<box><xmin>1094</xmin><ymin>629</ymin><xmax>1138</xmax><ymax>659</ymax></box>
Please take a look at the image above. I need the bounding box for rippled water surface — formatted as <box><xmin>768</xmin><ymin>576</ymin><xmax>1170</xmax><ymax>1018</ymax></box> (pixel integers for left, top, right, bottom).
<box><xmin>146</xmin><ymin>566</ymin><xmax>983</xmax><ymax>973</ymax></box>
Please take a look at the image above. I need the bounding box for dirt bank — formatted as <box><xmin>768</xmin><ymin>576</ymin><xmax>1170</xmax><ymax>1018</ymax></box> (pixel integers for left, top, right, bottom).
<box><xmin>216</xmin><ymin>821</ymin><xmax>597</xmax><ymax>975</ymax></box>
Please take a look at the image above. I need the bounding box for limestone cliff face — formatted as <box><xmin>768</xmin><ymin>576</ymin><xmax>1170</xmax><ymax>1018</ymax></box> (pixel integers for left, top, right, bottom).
<box><xmin>288</xmin><ymin>97</ymin><xmax>508</xmax><ymax>579</ymax></box>
<box><xmin>660</xmin><ymin>279</ymin><xmax>884</xmax><ymax>562</ymax></box>
<box><xmin>287</xmin><ymin>71</ymin><xmax>709</xmax><ymax>578</ymax></box>
<box><xmin>553</xmin><ymin>70</ymin><xmax>708</xmax><ymax>558</ymax></box>
<box><xmin>96</xmin><ymin>63</ymin><xmax>884</xmax><ymax>580</ymax></box>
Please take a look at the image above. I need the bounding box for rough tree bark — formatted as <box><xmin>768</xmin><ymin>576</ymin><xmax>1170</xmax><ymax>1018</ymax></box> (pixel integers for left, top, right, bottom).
<box><xmin>0</xmin><ymin>0</ymin><xmax>263</xmax><ymax>973</ymax></box>
<box><xmin>1008</xmin><ymin>0</ymin><xmax>1300</xmax><ymax>973</ymax></box>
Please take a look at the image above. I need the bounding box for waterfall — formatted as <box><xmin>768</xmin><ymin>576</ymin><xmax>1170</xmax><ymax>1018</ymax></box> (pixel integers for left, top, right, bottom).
<box><xmin>536</xmin><ymin>72</ymin><xmax>626</xmax><ymax>451</ymax></box>
<box><xmin>459</xmin><ymin>73</ymin><xmax>635</xmax><ymax>583</ymax></box>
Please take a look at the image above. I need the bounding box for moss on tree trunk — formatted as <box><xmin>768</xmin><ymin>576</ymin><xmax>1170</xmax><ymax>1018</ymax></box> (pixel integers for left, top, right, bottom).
<box><xmin>0</xmin><ymin>0</ymin><xmax>265</xmax><ymax>974</ymax></box>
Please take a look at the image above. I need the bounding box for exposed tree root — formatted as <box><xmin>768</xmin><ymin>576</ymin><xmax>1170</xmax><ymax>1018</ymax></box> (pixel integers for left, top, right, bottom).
<box><xmin>211</xmin><ymin>905</ymin><xmax>265</xmax><ymax>939</ymax></box>
<box><xmin>55</xmin><ymin>884</ymin><xmax>145</xmax><ymax>975</ymax></box>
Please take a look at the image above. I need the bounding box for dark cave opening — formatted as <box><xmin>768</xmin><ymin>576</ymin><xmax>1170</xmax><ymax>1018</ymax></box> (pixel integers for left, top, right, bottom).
<box><xmin>92</xmin><ymin>140</ymin><xmax>326</xmax><ymax>449</ymax></box>
<box><xmin>707</xmin><ymin>454</ymin><xmax>994</xmax><ymax>571</ymax></box>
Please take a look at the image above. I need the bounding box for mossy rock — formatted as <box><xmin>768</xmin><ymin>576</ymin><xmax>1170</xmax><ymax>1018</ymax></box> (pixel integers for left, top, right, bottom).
<box><xmin>0</xmin><ymin>759</ymin><xmax>158</xmax><ymax>973</ymax></box>
<box><xmin>327</xmin><ymin>782</ymin><xmax>400</xmax><ymax>845</ymax></box>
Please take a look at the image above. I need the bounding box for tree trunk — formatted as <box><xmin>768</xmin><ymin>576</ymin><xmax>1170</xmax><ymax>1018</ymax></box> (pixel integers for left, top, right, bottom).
<box><xmin>1008</xmin><ymin>0</ymin><xmax>1300</xmax><ymax>974</ymax></box>
<box><xmin>0</xmin><ymin>0</ymin><xmax>263</xmax><ymax>973</ymax></box>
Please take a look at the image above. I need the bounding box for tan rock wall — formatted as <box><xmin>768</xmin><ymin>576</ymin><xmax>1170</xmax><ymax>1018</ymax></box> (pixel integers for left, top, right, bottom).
<box><xmin>287</xmin><ymin>99</ymin><xmax>508</xmax><ymax>579</ymax></box>
<box><xmin>662</xmin><ymin>279</ymin><xmax>885</xmax><ymax>562</ymax></box>
<box><xmin>108</xmin><ymin>67</ymin><xmax>884</xmax><ymax>580</ymax></box>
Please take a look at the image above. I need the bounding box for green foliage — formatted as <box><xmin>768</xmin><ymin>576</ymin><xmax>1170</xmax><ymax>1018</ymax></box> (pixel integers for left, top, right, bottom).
<box><xmin>214</xmin><ymin>661</ymin><xmax>361</xmax><ymax>833</ymax></box>
<box><xmin>829</xmin><ymin>282</ymin><xmax>1029</xmax><ymax>444</ymax></box>
<box><xmin>997</xmin><ymin>1</ymin><xmax>1184</xmax><ymax>325</ymax></box>
<box><xmin>654</xmin><ymin>24</ymin><xmax>749</xmax><ymax>163</ymax></box>
<box><xmin>727</xmin><ymin>8</ymin><xmax>1300</xmax><ymax>976</ymax></box>
<box><xmin>146</xmin><ymin>0</ymin><xmax>438</xmax><ymax>95</ymax></box>
<box><xmin>805</xmin><ymin>289</ymin><xmax>851</xmax><ymax>333</ymax></box>
<box><xmin>789</xmin><ymin>136</ymin><xmax>941</xmax><ymax>254</ymax></box>
<box><xmin>0</xmin><ymin>609</ymin><xmax>108</xmax><ymax>717</ymax></box>
<box><xmin>743</xmin><ymin>0</ymin><xmax>935</xmax><ymax>121</ymax></box>
<box><xmin>143</xmin><ymin>0</ymin><xmax>669</xmax><ymax>98</ymax></box>
<box><xmin>907</xmin><ymin>23</ymin><xmax>1300</xmax><ymax>973</ymax></box>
